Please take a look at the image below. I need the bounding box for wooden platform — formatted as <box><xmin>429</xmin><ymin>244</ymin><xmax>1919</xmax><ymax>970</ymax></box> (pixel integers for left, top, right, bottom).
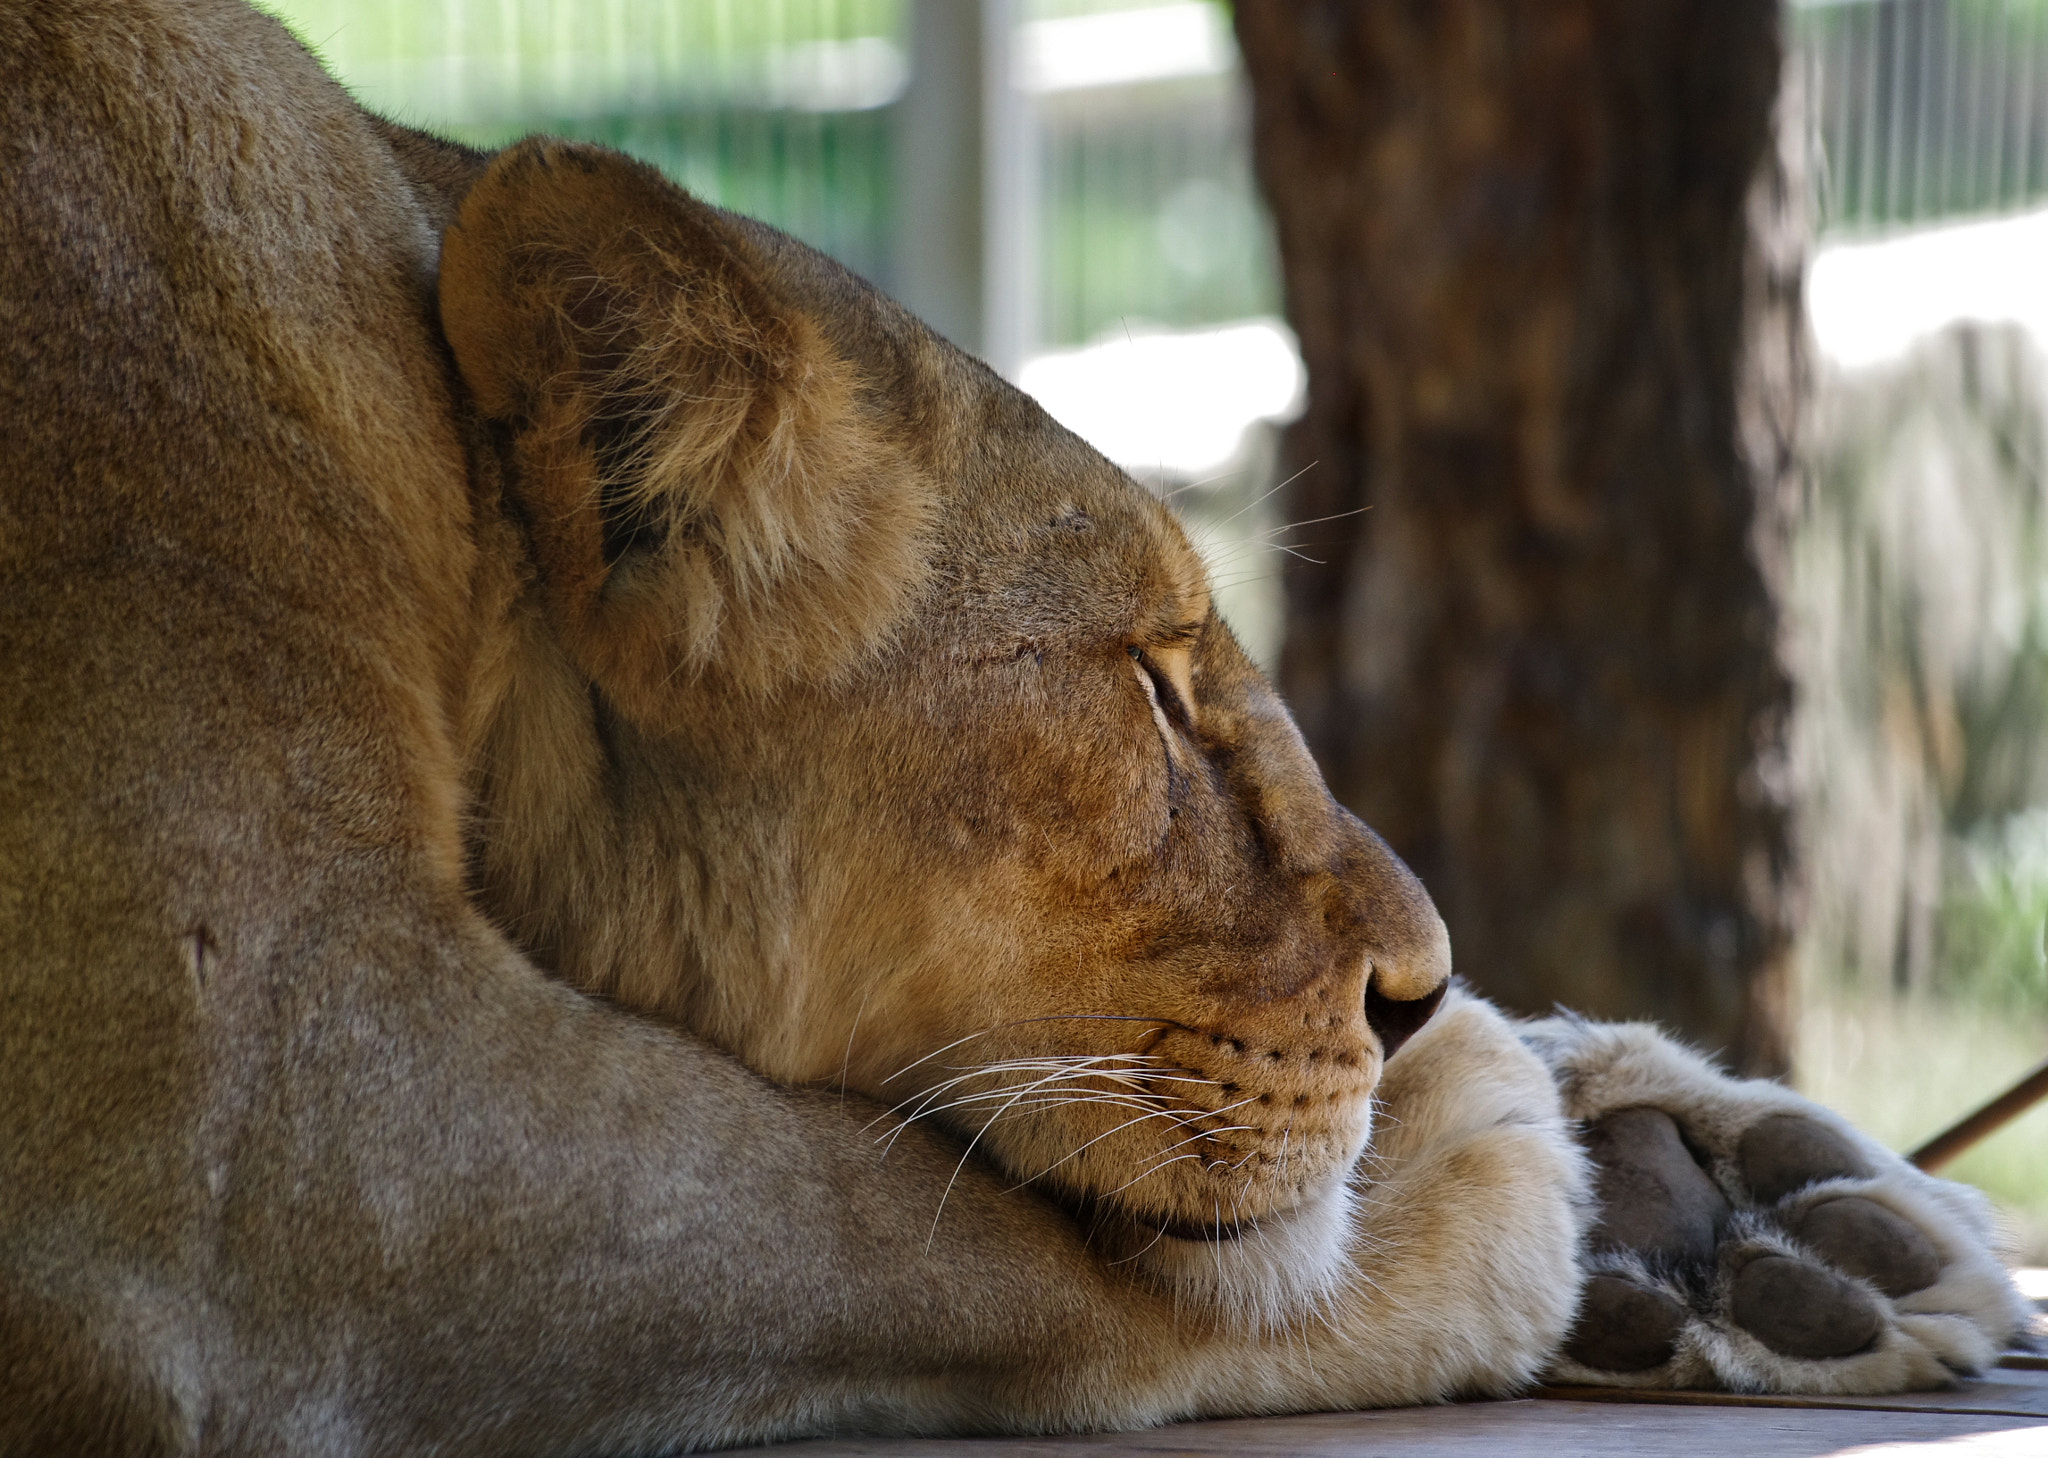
<box><xmin>731</xmin><ymin>1278</ymin><xmax>2048</xmax><ymax>1456</ymax></box>
<box><xmin>755</xmin><ymin>1363</ymin><xmax>2048</xmax><ymax>1457</ymax></box>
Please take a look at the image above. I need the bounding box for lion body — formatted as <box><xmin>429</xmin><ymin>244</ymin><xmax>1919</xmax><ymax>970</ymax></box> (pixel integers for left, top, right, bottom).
<box><xmin>0</xmin><ymin>1</ymin><xmax>1712</xmax><ymax>1451</ymax></box>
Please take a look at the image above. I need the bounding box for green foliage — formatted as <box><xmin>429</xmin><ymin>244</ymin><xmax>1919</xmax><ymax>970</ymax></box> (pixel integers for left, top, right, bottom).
<box><xmin>252</xmin><ymin>0</ymin><xmax>1276</xmax><ymax>347</ymax></box>
<box><xmin>258</xmin><ymin>0</ymin><xmax>903</xmax><ymax>83</ymax></box>
<box><xmin>1938</xmin><ymin>810</ymin><xmax>2048</xmax><ymax>1008</ymax></box>
<box><xmin>1038</xmin><ymin>92</ymin><xmax>1277</xmax><ymax>345</ymax></box>
<box><xmin>1798</xmin><ymin>0</ymin><xmax>2048</xmax><ymax>235</ymax></box>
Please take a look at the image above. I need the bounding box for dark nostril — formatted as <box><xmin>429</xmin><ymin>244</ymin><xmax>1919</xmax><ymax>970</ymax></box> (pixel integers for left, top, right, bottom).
<box><xmin>1364</xmin><ymin>974</ymin><xmax>1446</xmax><ymax>1061</ymax></box>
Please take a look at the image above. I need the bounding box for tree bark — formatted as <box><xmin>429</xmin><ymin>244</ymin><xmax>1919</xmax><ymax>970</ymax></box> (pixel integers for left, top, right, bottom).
<box><xmin>1235</xmin><ymin>0</ymin><xmax>1804</xmax><ymax>1073</ymax></box>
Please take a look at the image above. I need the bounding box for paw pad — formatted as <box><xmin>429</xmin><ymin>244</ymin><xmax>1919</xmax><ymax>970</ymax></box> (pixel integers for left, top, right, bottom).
<box><xmin>1583</xmin><ymin>1107</ymin><xmax>1727</xmax><ymax>1264</ymax></box>
<box><xmin>1521</xmin><ymin>1012</ymin><xmax>2029</xmax><ymax>1393</ymax></box>
<box><xmin>1562</xmin><ymin>1274</ymin><xmax>1685</xmax><ymax>1372</ymax></box>
<box><xmin>1728</xmin><ymin>1253</ymin><xmax>1882</xmax><ymax>1359</ymax></box>
<box><xmin>1737</xmin><ymin>1113</ymin><xmax>1870</xmax><ymax>1205</ymax></box>
<box><xmin>1788</xmin><ymin>1195</ymin><xmax>1939</xmax><ymax>1299</ymax></box>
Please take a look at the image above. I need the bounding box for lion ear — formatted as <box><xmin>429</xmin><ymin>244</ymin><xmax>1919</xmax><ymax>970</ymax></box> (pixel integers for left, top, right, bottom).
<box><xmin>439</xmin><ymin>137</ymin><xmax>928</xmax><ymax>717</ymax></box>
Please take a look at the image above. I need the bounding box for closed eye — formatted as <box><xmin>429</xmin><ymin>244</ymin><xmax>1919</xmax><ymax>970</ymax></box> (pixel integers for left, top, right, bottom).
<box><xmin>1127</xmin><ymin>646</ymin><xmax>1191</xmax><ymax>733</ymax></box>
<box><xmin>1127</xmin><ymin>647</ymin><xmax>1190</xmax><ymax>820</ymax></box>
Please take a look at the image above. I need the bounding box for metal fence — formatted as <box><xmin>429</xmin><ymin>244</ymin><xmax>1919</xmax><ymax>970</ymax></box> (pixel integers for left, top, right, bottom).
<box><xmin>260</xmin><ymin>0</ymin><xmax>1262</xmax><ymax>353</ymax></box>
<box><xmin>277</xmin><ymin>0</ymin><xmax>905</xmax><ymax>284</ymax></box>
<box><xmin>264</xmin><ymin>0</ymin><xmax>2048</xmax><ymax>358</ymax></box>
<box><xmin>1800</xmin><ymin>0</ymin><xmax>2048</xmax><ymax>235</ymax></box>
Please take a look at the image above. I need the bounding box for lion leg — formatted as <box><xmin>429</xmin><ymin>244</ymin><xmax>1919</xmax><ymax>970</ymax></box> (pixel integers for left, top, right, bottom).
<box><xmin>1522</xmin><ymin>1015</ymin><xmax>2030</xmax><ymax>1393</ymax></box>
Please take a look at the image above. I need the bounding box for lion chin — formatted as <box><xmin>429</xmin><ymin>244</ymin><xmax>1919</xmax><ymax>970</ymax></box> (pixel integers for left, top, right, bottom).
<box><xmin>1086</xmin><ymin>1161</ymin><xmax>1365</xmax><ymax>1328</ymax></box>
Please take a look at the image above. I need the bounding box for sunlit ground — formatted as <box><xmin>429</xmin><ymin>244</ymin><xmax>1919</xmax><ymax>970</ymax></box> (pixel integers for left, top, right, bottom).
<box><xmin>1797</xmin><ymin>977</ymin><xmax>2048</xmax><ymax>1264</ymax></box>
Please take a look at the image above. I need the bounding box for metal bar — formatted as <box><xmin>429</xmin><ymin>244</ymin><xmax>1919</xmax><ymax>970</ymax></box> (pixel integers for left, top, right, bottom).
<box><xmin>1850</xmin><ymin>4</ymin><xmax>1878</xmax><ymax>226</ymax></box>
<box><xmin>1907</xmin><ymin>0</ymin><xmax>1936</xmax><ymax>220</ymax></box>
<box><xmin>1909</xmin><ymin>1055</ymin><xmax>2048</xmax><ymax>1171</ymax></box>
<box><xmin>890</xmin><ymin>0</ymin><xmax>1035</xmax><ymax>376</ymax></box>
<box><xmin>982</xmin><ymin>0</ymin><xmax>1037</xmax><ymax>379</ymax></box>
<box><xmin>1884</xmin><ymin>0</ymin><xmax>1910</xmax><ymax>220</ymax></box>
<box><xmin>892</xmin><ymin>0</ymin><xmax>992</xmax><ymax>358</ymax></box>
<box><xmin>2016</xmin><ymin>3</ymin><xmax>2041</xmax><ymax>206</ymax></box>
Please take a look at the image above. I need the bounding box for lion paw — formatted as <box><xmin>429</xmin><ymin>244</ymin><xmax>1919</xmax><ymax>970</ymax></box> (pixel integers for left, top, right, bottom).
<box><xmin>1523</xmin><ymin>1016</ymin><xmax>2030</xmax><ymax>1394</ymax></box>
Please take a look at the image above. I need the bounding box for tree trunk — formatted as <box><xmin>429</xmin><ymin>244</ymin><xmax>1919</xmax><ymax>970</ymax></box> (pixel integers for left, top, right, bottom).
<box><xmin>1235</xmin><ymin>0</ymin><xmax>1804</xmax><ymax>1073</ymax></box>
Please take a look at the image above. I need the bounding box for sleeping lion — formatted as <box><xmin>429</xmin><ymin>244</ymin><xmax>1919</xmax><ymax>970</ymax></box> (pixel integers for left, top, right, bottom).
<box><xmin>0</xmin><ymin>1</ymin><xmax>2026</xmax><ymax>1452</ymax></box>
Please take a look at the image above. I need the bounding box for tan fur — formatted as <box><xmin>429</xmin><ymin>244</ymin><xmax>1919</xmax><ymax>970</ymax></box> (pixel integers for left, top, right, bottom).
<box><xmin>441</xmin><ymin>142</ymin><xmax>932</xmax><ymax>713</ymax></box>
<box><xmin>4</xmin><ymin>3</ymin><xmax>1999</xmax><ymax>1453</ymax></box>
<box><xmin>0</xmin><ymin>5</ymin><xmax>1589</xmax><ymax>1450</ymax></box>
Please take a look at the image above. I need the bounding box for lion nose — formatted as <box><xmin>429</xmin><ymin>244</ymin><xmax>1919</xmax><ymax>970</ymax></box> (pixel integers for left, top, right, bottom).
<box><xmin>1350</xmin><ymin>823</ymin><xmax>1452</xmax><ymax>1061</ymax></box>
<box><xmin>1366</xmin><ymin>968</ymin><xmax>1447</xmax><ymax>1061</ymax></box>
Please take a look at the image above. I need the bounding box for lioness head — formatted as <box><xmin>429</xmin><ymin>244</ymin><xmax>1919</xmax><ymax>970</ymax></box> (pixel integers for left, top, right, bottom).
<box><xmin>445</xmin><ymin>139</ymin><xmax>1449</xmax><ymax>1319</ymax></box>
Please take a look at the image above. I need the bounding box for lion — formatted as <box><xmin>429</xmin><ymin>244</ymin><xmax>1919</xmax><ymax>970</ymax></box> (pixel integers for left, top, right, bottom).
<box><xmin>0</xmin><ymin>1</ymin><xmax>2025</xmax><ymax>1453</ymax></box>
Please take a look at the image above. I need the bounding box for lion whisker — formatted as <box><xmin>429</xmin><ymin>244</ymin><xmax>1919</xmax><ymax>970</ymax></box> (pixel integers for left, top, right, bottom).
<box><xmin>1207</xmin><ymin>458</ymin><xmax>1319</xmax><ymax>531</ymax></box>
<box><xmin>937</xmin><ymin>1055</ymin><xmax>1182</xmax><ymax>1088</ymax></box>
<box><xmin>1065</xmin><ymin>1101</ymin><xmax>1269</xmax><ymax>1192</ymax></box>
<box><xmin>1097</xmin><ymin>1152</ymin><xmax>1204</xmax><ymax>1203</ymax></box>
<box><xmin>923</xmin><ymin>1071</ymin><xmax>1059</xmax><ymax>1251</ymax></box>
<box><xmin>1156</xmin><ymin>465</ymin><xmax>1247</xmax><ymax>502</ymax></box>
<box><xmin>878</xmin><ymin>1087</ymin><xmax>1137</xmax><ymax>1149</ymax></box>
<box><xmin>873</xmin><ymin>1094</ymin><xmax>1118</xmax><ymax>1157</ymax></box>
<box><xmin>1003</xmin><ymin>1084</ymin><xmax>1273</xmax><ymax>1197</ymax></box>
<box><xmin>1003</xmin><ymin>1100</ymin><xmax>1225</xmax><ymax>1188</ymax></box>
<box><xmin>884</xmin><ymin>1053</ymin><xmax>1177</xmax><ymax>1116</ymax></box>
<box><xmin>875</xmin><ymin>1060</ymin><xmax>1192</xmax><ymax>1153</ymax></box>
<box><xmin>866</xmin><ymin>1055</ymin><xmax>1131</xmax><ymax>1132</ymax></box>
<box><xmin>879</xmin><ymin>1015</ymin><xmax>1183</xmax><ymax>1088</ymax></box>
<box><xmin>943</xmin><ymin>1094</ymin><xmax>1182</xmax><ymax>1131</ymax></box>
<box><xmin>872</xmin><ymin>1051</ymin><xmax>1216</xmax><ymax>1142</ymax></box>
<box><xmin>1249</xmin><ymin>508</ymin><xmax>1369</xmax><ymax>543</ymax></box>
<box><xmin>837</xmin><ymin>986</ymin><xmax>872</xmax><ymax>1109</ymax></box>
<box><xmin>877</xmin><ymin>1028</ymin><xmax>1013</xmax><ymax>1089</ymax></box>
<box><xmin>1104</xmin><ymin>1207</ymin><xmax>1184</xmax><ymax>1265</ymax></box>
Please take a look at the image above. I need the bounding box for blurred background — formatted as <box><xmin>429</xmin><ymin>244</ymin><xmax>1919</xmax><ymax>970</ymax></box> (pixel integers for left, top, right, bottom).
<box><xmin>261</xmin><ymin>0</ymin><xmax>2048</xmax><ymax>1259</ymax></box>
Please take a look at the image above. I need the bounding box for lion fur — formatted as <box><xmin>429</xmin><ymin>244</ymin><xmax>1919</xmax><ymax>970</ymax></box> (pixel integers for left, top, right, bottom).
<box><xmin>1</xmin><ymin>1</ymin><xmax>1607</xmax><ymax>1450</ymax></box>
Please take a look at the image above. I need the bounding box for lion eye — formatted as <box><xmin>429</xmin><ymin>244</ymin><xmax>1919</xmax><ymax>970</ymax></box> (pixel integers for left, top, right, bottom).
<box><xmin>1128</xmin><ymin>651</ymin><xmax>1191</xmax><ymax>825</ymax></box>
<box><xmin>1128</xmin><ymin>648</ymin><xmax>1190</xmax><ymax>731</ymax></box>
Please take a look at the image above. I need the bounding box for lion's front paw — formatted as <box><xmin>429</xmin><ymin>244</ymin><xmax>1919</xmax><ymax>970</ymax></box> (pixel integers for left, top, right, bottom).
<box><xmin>1523</xmin><ymin>1017</ymin><xmax>2030</xmax><ymax>1394</ymax></box>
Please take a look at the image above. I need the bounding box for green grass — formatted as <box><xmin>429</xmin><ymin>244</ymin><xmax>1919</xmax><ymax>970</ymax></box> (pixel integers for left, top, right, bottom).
<box><xmin>1941</xmin><ymin>810</ymin><xmax>2048</xmax><ymax>1010</ymax></box>
<box><xmin>1796</xmin><ymin>978</ymin><xmax>2048</xmax><ymax>1262</ymax></box>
